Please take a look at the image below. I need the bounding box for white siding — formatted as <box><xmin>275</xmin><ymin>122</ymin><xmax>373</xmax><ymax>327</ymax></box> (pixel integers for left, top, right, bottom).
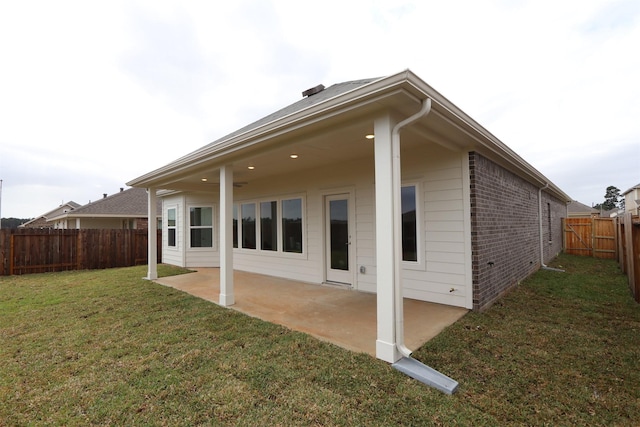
<box><xmin>160</xmin><ymin>142</ymin><xmax>472</xmax><ymax>308</ymax></box>
<box><xmin>401</xmin><ymin>144</ymin><xmax>471</xmax><ymax>307</ymax></box>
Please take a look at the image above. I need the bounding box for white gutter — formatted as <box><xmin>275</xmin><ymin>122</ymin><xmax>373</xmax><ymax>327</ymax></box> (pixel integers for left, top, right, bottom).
<box><xmin>391</xmin><ymin>97</ymin><xmax>432</xmax><ymax>357</ymax></box>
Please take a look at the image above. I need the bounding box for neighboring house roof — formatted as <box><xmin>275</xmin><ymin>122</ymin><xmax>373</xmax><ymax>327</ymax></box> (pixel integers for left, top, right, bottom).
<box><xmin>128</xmin><ymin>69</ymin><xmax>571</xmax><ymax>203</ymax></box>
<box><xmin>48</xmin><ymin>187</ymin><xmax>161</xmax><ymax>221</ymax></box>
<box><xmin>19</xmin><ymin>201</ymin><xmax>82</xmax><ymax>228</ymax></box>
<box><xmin>567</xmin><ymin>200</ymin><xmax>598</xmax><ymax>217</ymax></box>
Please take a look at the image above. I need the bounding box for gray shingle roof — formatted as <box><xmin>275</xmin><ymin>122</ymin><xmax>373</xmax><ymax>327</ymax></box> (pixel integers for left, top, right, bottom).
<box><xmin>198</xmin><ymin>78</ymin><xmax>380</xmax><ymax>151</ymax></box>
<box><xmin>71</xmin><ymin>187</ymin><xmax>158</xmax><ymax>217</ymax></box>
<box><xmin>568</xmin><ymin>200</ymin><xmax>597</xmax><ymax>214</ymax></box>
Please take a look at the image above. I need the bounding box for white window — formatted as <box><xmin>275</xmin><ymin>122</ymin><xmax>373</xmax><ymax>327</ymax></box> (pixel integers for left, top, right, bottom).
<box><xmin>189</xmin><ymin>206</ymin><xmax>213</xmax><ymax>248</ymax></box>
<box><xmin>241</xmin><ymin>203</ymin><xmax>256</xmax><ymax>249</ymax></box>
<box><xmin>282</xmin><ymin>198</ymin><xmax>303</xmax><ymax>253</ymax></box>
<box><xmin>233</xmin><ymin>195</ymin><xmax>305</xmax><ymax>255</ymax></box>
<box><xmin>260</xmin><ymin>201</ymin><xmax>278</xmax><ymax>251</ymax></box>
<box><xmin>167</xmin><ymin>207</ymin><xmax>177</xmax><ymax>247</ymax></box>
<box><xmin>401</xmin><ymin>184</ymin><xmax>418</xmax><ymax>262</ymax></box>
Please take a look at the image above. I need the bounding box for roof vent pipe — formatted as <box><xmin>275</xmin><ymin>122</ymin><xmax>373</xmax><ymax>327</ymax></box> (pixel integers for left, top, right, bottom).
<box><xmin>103</xmin><ymin>193</ymin><xmax>107</xmax><ymax>199</ymax></box>
<box><xmin>302</xmin><ymin>84</ymin><xmax>325</xmax><ymax>98</ymax></box>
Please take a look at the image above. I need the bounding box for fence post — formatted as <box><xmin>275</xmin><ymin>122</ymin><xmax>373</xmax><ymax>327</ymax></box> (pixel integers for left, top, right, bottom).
<box><xmin>9</xmin><ymin>233</ymin><xmax>14</xmax><ymax>276</ymax></box>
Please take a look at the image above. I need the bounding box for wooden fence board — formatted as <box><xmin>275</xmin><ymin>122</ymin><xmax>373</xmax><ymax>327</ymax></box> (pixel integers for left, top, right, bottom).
<box><xmin>563</xmin><ymin>217</ymin><xmax>616</xmax><ymax>259</ymax></box>
<box><xmin>619</xmin><ymin>213</ymin><xmax>640</xmax><ymax>302</ymax></box>
<box><xmin>593</xmin><ymin>218</ymin><xmax>616</xmax><ymax>259</ymax></box>
<box><xmin>0</xmin><ymin>229</ymin><xmax>162</xmax><ymax>276</ymax></box>
<box><xmin>565</xmin><ymin>215</ymin><xmax>639</xmax><ymax>303</ymax></box>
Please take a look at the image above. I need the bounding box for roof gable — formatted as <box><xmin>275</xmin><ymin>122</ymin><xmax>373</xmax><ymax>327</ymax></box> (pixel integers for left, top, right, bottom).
<box><xmin>19</xmin><ymin>201</ymin><xmax>81</xmax><ymax>227</ymax></box>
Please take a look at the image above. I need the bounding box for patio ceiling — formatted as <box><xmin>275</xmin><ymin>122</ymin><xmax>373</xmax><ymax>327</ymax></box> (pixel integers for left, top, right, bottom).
<box><xmin>139</xmin><ymin>104</ymin><xmax>474</xmax><ymax>193</ymax></box>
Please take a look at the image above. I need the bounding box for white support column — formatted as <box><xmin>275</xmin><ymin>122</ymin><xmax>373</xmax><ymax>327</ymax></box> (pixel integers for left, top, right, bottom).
<box><xmin>374</xmin><ymin>114</ymin><xmax>400</xmax><ymax>363</ymax></box>
<box><xmin>219</xmin><ymin>165</ymin><xmax>235</xmax><ymax>306</ymax></box>
<box><xmin>146</xmin><ymin>187</ymin><xmax>158</xmax><ymax>280</ymax></box>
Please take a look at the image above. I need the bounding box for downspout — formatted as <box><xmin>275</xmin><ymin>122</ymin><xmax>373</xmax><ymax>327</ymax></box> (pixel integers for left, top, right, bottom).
<box><xmin>391</xmin><ymin>98</ymin><xmax>432</xmax><ymax>357</ymax></box>
<box><xmin>538</xmin><ymin>183</ymin><xmax>564</xmax><ymax>272</ymax></box>
<box><xmin>390</xmin><ymin>98</ymin><xmax>459</xmax><ymax>395</ymax></box>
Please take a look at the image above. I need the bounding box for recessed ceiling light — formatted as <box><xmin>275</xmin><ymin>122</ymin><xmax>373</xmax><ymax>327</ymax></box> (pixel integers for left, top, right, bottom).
<box><xmin>248</xmin><ymin>165</ymin><xmax>255</xmax><ymax>170</ymax></box>
<box><xmin>289</xmin><ymin>154</ymin><xmax>299</xmax><ymax>159</ymax></box>
<box><xmin>201</xmin><ymin>178</ymin><xmax>208</xmax><ymax>182</ymax></box>
<box><xmin>365</xmin><ymin>134</ymin><xmax>374</xmax><ymax>140</ymax></box>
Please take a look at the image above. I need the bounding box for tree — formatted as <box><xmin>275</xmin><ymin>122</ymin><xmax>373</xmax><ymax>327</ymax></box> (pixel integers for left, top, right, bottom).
<box><xmin>0</xmin><ymin>218</ymin><xmax>32</xmax><ymax>229</ymax></box>
<box><xmin>602</xmin><ymin>186</ymin><xmax>621</xmax><ymax>210</ymax></box>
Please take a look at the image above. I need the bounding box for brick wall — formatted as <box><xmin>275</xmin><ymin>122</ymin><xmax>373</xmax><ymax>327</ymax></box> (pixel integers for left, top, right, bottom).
<box><xmin>469</xmin><ymin>152</ymin><xmax>566</xmax><ymax>311</ymax></box>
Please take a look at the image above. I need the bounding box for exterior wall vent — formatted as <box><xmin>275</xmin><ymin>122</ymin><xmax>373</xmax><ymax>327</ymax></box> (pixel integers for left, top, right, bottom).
<box><xmin>302</xmin><ymin>84</ymin><xmax>325</xmax><ymax>98</ymax></box>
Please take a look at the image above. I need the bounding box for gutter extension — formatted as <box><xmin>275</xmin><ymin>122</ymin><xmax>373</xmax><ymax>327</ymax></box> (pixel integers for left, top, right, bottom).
<box><xmin>539</xmin><ymin>183</ymin><xmax>565</xmax><ymax>272</ymax></box>
<box><xmin>389</xmin><ymin>97</ymin><xmax>459</xmax><ymax>394</ymax></box>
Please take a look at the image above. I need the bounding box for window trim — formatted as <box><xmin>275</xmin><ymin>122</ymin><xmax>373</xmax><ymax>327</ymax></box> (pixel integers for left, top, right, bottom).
<box><xmin>240</xmin><ymin>202</ymin><xmax>257</xmax><ymax>250</ymax></box>
<box><xmin>281</xmin><ymin>197</ymin><xmax>304</xmax><ymax>254</ymax></box>
<box><xmin>166</xmin><ymin>205</ymin><xmax>178</xmax><ymax>250</ymax></box>
<box><xmin>233</xmin><ymin>193</ymin><xmax>306</xmax><ymax>259</ymax></box>
<box><xmin>260</xmin><ymin>200</ymin><xmax>278</xmax><ymax>252</ymax></box>
<box><xmin>401</xmin><ymin>182</ymin><xmax>425</xmax><ymax>271</ymax></box>
<box><xmin>187</xmin><ymin>204</ymin><xmax>216</xmax><ymax>250</ymax></box>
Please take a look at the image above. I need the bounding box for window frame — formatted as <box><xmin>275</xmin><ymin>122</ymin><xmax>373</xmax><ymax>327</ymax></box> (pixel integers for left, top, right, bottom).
<box><xmin>187</xmin><ymin>204</ymin><xmax>215</xmax><ymax>250</ymax></box>
<box><xmin>166</xmin><ymin>205</ymin><xmax>178</xmax><ymax>249</ymax></box>
<box><xmin>260</xmin><ymin>200</ymin><xmax>278</xmax><ymax>251</ymax></box>
<box><xmin>281</xmin><ymin>197</ymin><xmax>304</xmax><ymax>254</ymax></box>
<box><xmin>233</xmin><ymin>193</ymin><xmax>306</xmax><ymax>259</ymax></box>
<box><xmin>400</xmin><ymin>182</ymin><xmax>425</xmax><ymax>270</ymax></box>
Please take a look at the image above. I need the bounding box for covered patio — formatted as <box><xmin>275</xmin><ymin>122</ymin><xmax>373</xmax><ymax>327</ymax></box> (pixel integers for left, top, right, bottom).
<box><xmin>154</xmin><ymin>269</ymin><xmax>468</xmax><ymax>356</ymax></box>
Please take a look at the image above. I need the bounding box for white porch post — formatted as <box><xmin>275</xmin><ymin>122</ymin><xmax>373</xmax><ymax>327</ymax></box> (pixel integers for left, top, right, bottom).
<box><xmin>374</xmin><ymin>114</ymin><xmax>401</xmax><ymax>363</ymax></box>
<box><xmin>146</xmin><ymin>187</ymin><xmax>158</xmax><ymax>280</ymax></box>
<box><xmin>219</xmin><ymin>165</ymin><xmax>235</xmax><ymax>306</ymax></box>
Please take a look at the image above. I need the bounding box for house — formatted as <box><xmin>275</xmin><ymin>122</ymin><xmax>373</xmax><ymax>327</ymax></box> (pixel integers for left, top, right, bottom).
<box><xmin>567</xmin><ymin>200</ymin><xmax>598</xmax><ymax>218</ymax></box>
<box><xmin>127</xmin><ymin>70</ymin><xmax>571</xmax><ymax>365</ymax></box>
<box><xmin>48</xmin><ymin>187</ymin><xmax>161</xmax><ymax>229</ymax></box>
<box><xmin>19</xmin><ymin>201</ymin><xmax>81</xmax><ymax>229</ymax></box>
<box><xmin>622</xmin><ymin>183</ymin><xmax>640</xmax><ymax>215</ymax></box>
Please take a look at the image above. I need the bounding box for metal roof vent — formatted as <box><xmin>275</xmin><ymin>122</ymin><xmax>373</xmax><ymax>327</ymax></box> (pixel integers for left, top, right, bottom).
<box><xmin>302</xmin><ymin>84</ymin><xmax>325</xmax><ymax>98</ymax></box>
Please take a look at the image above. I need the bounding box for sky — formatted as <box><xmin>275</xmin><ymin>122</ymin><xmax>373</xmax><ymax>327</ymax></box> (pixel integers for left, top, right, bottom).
<box><xmin>1</xmin><ymin>0</ymin><xmax>639</xmax><ymax>219</ymax></box>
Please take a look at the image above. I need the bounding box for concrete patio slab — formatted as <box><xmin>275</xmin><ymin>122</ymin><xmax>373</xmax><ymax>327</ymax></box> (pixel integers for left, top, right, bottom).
<box><xmin>155</xmin><ymin>268</ymin><xmax>468</xmax><ymax>356</ymax></box>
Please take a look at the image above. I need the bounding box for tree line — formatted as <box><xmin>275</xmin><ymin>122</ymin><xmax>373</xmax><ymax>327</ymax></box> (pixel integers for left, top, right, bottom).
<box><xmin>0</xmin><ymin>218</ymin><xmax>32</xmax><ymax>229</ymax></box>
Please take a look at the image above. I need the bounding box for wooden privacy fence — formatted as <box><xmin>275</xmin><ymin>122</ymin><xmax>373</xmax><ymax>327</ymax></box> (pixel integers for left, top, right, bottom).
<box><xmin>617</xmin><ymin>213</ymin><xmax>640</xmax><ymax>303</ymax></box>
<box><xmin>0</xmin><ymin>229</ymin><xmax>162</xmax><ymax>276</ymax></box>
<box><xmin>562</xmin><ymin>217</ymin><xmax>616</xmax><ymax>259</ymax></box>
<box><xmin>563</xmin><ymin>215</ymin><xmax>640</xmax><ymax>303</ymax></box>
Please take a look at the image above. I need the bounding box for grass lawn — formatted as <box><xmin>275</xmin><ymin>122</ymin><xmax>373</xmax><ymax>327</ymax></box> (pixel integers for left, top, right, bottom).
<box><xmin>1</xmin><ymin>255</ymin><xmax>638</xmax><ymax>426</ymax></box>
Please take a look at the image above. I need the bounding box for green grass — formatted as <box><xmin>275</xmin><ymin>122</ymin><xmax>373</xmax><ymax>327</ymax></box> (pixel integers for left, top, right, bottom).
<box><xmin>1</xmin><ymin>255</ymin><xmax>638</xmax><ymax>426</ymax></box>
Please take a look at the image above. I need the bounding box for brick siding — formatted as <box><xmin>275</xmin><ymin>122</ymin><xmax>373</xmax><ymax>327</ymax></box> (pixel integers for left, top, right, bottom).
<box><xmin>469</xmin><ymin>152</ymin><xmax>565</xmax><ymax>311</ymax></box>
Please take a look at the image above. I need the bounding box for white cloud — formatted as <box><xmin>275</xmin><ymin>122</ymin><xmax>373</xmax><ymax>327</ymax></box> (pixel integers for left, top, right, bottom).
<box><xmin>1</xmin><ymin>0</ymin><xmax>638</xmax><ymax>217</ymax></box>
